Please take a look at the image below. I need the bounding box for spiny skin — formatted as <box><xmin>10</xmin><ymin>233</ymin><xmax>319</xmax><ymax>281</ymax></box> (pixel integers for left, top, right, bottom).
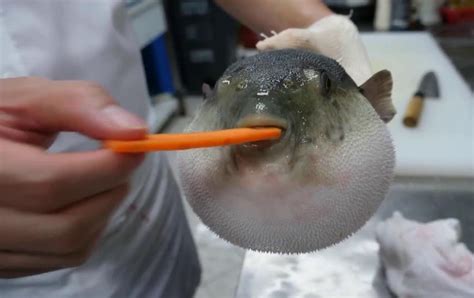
<box><xmin>177</xmin><ymin>49</ymin><xmax>395</xmax><ymax>254</ymax></box>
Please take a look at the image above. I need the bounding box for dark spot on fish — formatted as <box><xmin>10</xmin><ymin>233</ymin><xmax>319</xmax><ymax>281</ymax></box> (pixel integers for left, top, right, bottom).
<box><xmin>325</xmin><ymin>123</ymin><xmax>345</xmax><ymax>143</ymax></box>
<box><xmin>338</xmin><ymin>124</ymin><xmax>345</xmax><ymax>141</ymax></box>
<box><xmin>325</xmin><ymin>128</ymin><xmax>337</xmax><ymax>142</ymax></box>
<box><xmin>325</xmin><ymin>129</ymin><xmax>331</xmax><ymax>140</ymax></box>
<box><xmin>332</xmin><ymin>100</ymin><xmax>340</xmax><ymax>110</ymax></box>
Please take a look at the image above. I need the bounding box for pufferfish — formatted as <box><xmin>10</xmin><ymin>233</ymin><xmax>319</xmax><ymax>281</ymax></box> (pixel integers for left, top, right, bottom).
<box><xmin>177</xmin><ymin>49</ymin><xmax>396</xmax><ymax>254</ymax></box>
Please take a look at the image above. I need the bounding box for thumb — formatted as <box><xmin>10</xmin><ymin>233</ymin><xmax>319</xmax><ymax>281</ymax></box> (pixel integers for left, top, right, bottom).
<box><xmin>1</xmin><ymin>77</ymin><xmax>148</xmax><ymax>141</ymax></box>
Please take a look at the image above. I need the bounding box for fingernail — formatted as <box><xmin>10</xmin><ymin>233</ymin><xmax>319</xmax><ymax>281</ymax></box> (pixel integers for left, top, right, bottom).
<box><xmin>101</xmin><ymin>105</ymin><xmax>147</xmax><ymax>129</ymax></box>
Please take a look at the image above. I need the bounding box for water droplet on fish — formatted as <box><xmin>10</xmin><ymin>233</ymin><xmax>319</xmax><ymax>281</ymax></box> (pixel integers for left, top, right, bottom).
<box><xmin>257</xmin><ymin>90</ymin><xmax>269</xmax><ymax>96</ymax></box>
<box><xmin>237</xmin><ymin>80</ymin><xmax>248</xmax><ymax>90</ymax></box>
<box><xmin>301</xmin><ymin>116</ymin><xmax>307</xmax><ymax>126</ymax></box>
<box><xmin>255</xmin><ymin>102</ymin><xmax>266</xmax><ymax>112</ymax></box>
<box><xmin>303</xmin><ymin>69</ymin><xmax>319</xmax><ymax>80</ymax></box>
<box><xmin>222</xmin><ymin>79</ymin><xmax>230</xmax><ymax>85</ymax></box>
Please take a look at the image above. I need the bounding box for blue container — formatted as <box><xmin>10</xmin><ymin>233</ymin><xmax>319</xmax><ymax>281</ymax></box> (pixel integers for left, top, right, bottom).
<box><xmin>141</xmin><ymin>34</ymin><xmax>175</xmax><ymax>96</ymax></box>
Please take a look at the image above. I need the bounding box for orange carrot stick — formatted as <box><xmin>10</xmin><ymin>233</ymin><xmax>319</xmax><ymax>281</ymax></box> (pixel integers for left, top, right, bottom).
<box><xmin>103</xmin><ymin>127</ymin><xmax>282</xmax><ymax>153</ymax></box>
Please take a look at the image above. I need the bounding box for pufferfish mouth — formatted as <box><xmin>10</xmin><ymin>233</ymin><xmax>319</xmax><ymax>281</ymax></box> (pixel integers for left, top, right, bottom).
<box><xmin>235</xmin><ymin>114</ymin><xmax>288</xmax><ymax>151</ymax></box>
<box><xmin>236</xmin><ymin>114</ymin><xmax>288</xmax><ymax>131</ymax></box>
<box><xmin>228</xmin><ymin>114</ymin><xmax>291</xmax><ymax>174</ymax></box>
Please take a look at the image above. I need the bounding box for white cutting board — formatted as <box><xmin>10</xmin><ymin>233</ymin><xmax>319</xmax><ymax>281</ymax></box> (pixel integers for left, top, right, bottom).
<box><xmin>361</xmin><ymin>32</ymin><xmax>474</xmax><ymax>178</ymax></box>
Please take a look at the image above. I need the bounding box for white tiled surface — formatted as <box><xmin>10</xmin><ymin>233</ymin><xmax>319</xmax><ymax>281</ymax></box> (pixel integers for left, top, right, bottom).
<box><xmin>163</xmin><ymin>97</ymin><xmax>245</xmax><ymax>298</ymax></box>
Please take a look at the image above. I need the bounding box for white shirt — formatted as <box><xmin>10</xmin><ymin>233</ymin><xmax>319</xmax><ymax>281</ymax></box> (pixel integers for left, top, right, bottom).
<box><xmin>0</xmin><ymin>1</ymin><xmax>201</xmax><ymax>297</ymax></box>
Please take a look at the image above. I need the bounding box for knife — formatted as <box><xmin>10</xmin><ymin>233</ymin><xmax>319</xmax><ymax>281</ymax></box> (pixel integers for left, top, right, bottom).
<box><xmin>403</xmin><ymin>71</ymin><xmax>440</xmax><ymax>128</ymax></box>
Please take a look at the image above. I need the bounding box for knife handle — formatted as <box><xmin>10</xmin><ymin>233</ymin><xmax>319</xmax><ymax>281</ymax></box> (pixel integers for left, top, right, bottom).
<box><xmin>403</xmin><ymin>95</ymin><xmax>424</xmax><ymax>127</ymax></box>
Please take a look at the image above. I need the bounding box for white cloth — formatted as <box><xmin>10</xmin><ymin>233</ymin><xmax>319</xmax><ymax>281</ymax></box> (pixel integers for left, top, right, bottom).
<box><xmin>375</xmin><ymin>212</ymin><xmax>474</xmax><ymax>298</ymax></box>
<box><xmin>0</xmin><ymin>0</ymin><xmax>200</xmax><ymax>297</ymax></box>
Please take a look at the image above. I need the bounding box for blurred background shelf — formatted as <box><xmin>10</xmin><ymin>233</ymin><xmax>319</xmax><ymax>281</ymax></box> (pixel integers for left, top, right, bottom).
<box><xmin>126</xmin><ymin>0</ymin><xmax>181</xmax><ymax>132</ymax></box>
<box><xmin>126</xmin><ymin>0</ymin><xmax>167</xmax><ymax>49</ymax></box>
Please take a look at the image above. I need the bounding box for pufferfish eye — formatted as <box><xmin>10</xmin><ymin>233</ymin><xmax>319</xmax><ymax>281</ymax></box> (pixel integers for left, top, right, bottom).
<box><xmin>320</xmin><ymin>71</ymin><xmax>331</xmax><ymax>97</ymax></box>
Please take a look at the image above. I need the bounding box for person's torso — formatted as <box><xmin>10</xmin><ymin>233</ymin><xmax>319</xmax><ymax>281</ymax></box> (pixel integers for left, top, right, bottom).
<box><xmin>0</xmin><ymin>1</ymin><xmax>200</xmax><ymax>296</ymax></box>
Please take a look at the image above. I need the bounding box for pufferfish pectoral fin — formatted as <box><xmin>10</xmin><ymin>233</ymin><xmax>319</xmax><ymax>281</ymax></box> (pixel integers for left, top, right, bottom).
<box><xmin>202</xmin><ymin>83</ymin><xmax>213</xmax><ymax>100</ymax></box>
<box><xmin>359</xmin><ymin>70</ymin><xmax>396</xmax><ymax>123</ymax></box>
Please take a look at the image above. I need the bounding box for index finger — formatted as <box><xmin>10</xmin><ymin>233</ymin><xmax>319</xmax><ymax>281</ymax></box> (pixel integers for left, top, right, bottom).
<box><xmin>0</xmin><ymin>140</ymin><xmax>143</xmax><ymax>212</ymax></box>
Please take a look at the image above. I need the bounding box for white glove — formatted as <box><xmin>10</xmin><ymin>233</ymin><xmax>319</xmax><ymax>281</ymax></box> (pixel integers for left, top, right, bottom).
<box><xmin>256</xmin><ymin>14</ymin><xmax>372</xmax><ymax>86</ymax></box>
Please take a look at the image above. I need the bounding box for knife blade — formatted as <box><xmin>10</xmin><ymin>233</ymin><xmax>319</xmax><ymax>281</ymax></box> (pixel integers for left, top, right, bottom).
<box><xmin>403</xmin><ymin>71</ymin><xmax>440</xmax><ymax>127</ymax></box>
<box><xmin>416</xmin><ymin>71</ymin><xmax>440</xmax><ymax>98</ymax></box>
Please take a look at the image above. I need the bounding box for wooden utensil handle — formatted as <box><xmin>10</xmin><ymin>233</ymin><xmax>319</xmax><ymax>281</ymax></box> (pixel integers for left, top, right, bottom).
<box><xmin>403</xmin><ymin>95</ymin><xmax>424</xmax><ymax>127</ymax></box>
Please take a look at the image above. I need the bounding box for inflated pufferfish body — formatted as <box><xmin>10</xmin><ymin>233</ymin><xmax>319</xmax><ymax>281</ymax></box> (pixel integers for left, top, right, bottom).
<box><xmin>177</xmin><ymin>49</ymin><xmax>396</xmax><ymax>254</ymax></box>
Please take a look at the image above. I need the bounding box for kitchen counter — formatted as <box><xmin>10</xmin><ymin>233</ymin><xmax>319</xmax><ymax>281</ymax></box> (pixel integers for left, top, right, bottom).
<box><xmin>361</xmin><ymin>32</ymin><xmax>473</xmax><ymax>178</ymax></box>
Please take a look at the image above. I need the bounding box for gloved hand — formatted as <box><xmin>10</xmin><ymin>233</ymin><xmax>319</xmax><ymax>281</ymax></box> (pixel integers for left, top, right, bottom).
<box><xmin>256</xmin><ymin>14</ymin><xmax>372</xmax><ymax>86</ymax></box>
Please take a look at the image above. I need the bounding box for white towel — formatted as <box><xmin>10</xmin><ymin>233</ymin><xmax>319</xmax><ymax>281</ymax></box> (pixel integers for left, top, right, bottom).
<box><xmin>375</xmin><ymin>212</ymin><xmax>474</xmax><ymax>298</ymax></box>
